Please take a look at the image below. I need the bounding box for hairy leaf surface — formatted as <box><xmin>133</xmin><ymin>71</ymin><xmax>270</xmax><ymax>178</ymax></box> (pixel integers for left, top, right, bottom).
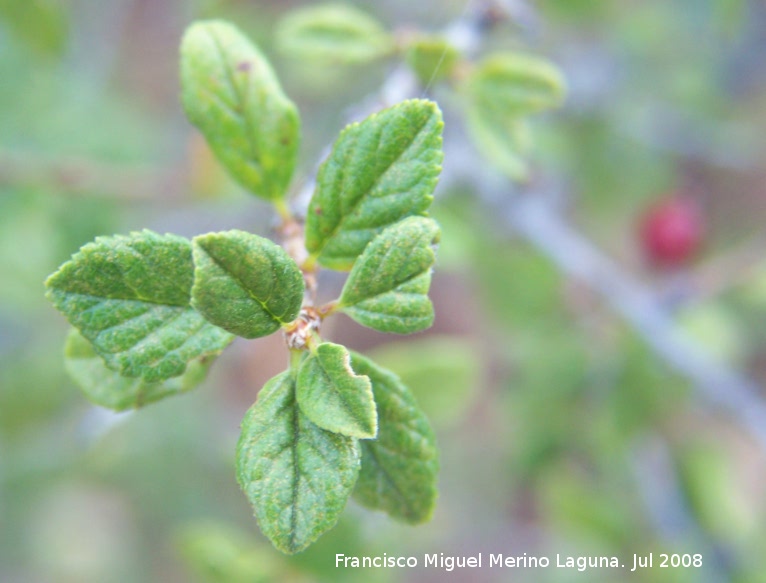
<box><xmin>296</xmin><ymin>342</ymin><xmax>377</xmax><ymax>439</ymax></box>
<box><xmin>305</xmin><ymin>99</ymin><xmax>443</xmax><ymax>270</ymax></box>
<box><xmin>339</xmin><ymin>216</ymin><xmax>440</xmax><ymax>333</ymax></box>
<box><xmin>236</xmin><ymin>372</ymin><xmax>360</xmax><ymax>554</ymax></box>
<box><xmin>181</xmin><ymin>20</ymin><xmax>300</xmax><ymax>201</ymax></box>
<box><xmin>64</xmin><ymin>328</ymin><xmax>213</xmax><ymax>410</ymax></box>
<box><xmin>191</xmin><ymin>230</ymin><xmax>304</xmax><ymax>339</ymax></box>
<box><xmin>350</xmin><ymin>352</ymin><xmax>438</xmax><ymax>523</ymax></box>
<box><xmin>45</xmin><ymin>230</ymin><xmax>233</xmax><ymax>382</ymax></box>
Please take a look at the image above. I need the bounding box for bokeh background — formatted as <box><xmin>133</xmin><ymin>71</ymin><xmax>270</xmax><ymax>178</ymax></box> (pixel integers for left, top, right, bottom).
<box><xmin>2</xmin><ymin>0</ymin><xmax>766</xmax><ymax>581</ymax></box>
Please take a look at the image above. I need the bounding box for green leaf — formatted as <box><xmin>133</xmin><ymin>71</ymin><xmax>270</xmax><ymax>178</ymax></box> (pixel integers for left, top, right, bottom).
<box><xmin>349</xmin><ymin>352</ymin><xmax>438</xmax><ymax>524</ymax></box>
<box><xmin>176</xmin><ymin>522</ymin><xmax>283</xmax><ymax>583</ymax></box>
<box><xmin>45</xmin><ymin>230</ymin><xmax>234</xmax><ymax>383</ymax></box>
<box><xmin>0</xmin><ymin>0</ymin><xmax>69</xmax><ymax>59</ymax></box>
<box><xmin>296</xmin><ymin>342</ymin><xmax>376</xmax><ymax>439</ymax></box>
<box><xmin>191</xmin><ymin>230</ymin><xmax>304</xmax><ymax>339</ymax></box>
<box><xmin>236</xmin><ymin>372</ymin><xmax>360</xmax><ymax>554</ymax></box>
<box><xmin>466</xmin><ymin>51</ymin><xmax>566</xmax><ymax>116</ymax></box>
<box><xmin>368</xmin><ymin>336</ymin><xmax>481</xmax><ymax>428</ymax></box>
<box><xmin>277</xmin><ymin>4</ymin><xmax>394</xmax><ymax>65</ymax></box>
<box><xmin>338</xmin><ymin>216</ymin><xmax>440</xmax><ymax>334</ymax></box>
<box><xmin>305</xmin><ymin>99</ymin><xmax>443</xmax><ymax>271</ymax></box>
<box><xmin>180</xmin><ymin>20</ymin><xmax>300</xmax><ymax>201</ymax></box>
<box><xmin>539</xmin><ymin>463</ymin><xmax>635</xmax><ymax>547</ymax></box>
<box><xmin>463</xmin><ymin>52</ymin><xmax>564</xmax><ymax>181</ymax></box>
<box><xmin>676</xmin><ymin>445</ymin><xmax>754</xmax><ymax>540</ymax></box>
<box><xmin>405</xmin><ymin>34</ymin><xmax>460</xmax><ymax>86</ymax></box>
<box><xmin>465</xmin><ymin>103</ymin><xmax>531</xmax><ymax>181</ymax></box>
<box><xmin>64</xmin><ymin>328</ymin><xmax>214</xmax><ymax>411</ymax></box>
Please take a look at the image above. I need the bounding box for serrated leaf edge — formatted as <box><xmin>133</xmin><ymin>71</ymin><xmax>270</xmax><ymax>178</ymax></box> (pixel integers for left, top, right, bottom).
<box><xmin>305</xmin><ymin>99</ymin><xmax>444</xmax><ymax>269</ymax></box>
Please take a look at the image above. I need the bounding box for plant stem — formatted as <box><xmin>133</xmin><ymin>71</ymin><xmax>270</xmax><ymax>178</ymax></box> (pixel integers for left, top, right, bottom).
<box><xmin>273</xmin><ymin>198</ymin><xmax>293</xmax><ymax>223</ymax></box>
<box><xmin>317</xmin><ymin>300</ymin><xmax>339</xmax><ymax>318</ymax></box>
<box><xmin>289</xmin><ymin>348</ymin><xmax>304</xmax><ymax>371</ymax></box>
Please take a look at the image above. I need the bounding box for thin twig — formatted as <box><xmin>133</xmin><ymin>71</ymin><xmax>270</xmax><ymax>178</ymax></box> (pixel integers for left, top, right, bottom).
<box><xmin>630</xmin><ymin>436</ymin><xmax>734</xmax><ymax>582</ymax></box>
<box><xmin>445</xmin><ymin>148</ymin><xmax>766</xmax><ymax>450</ymax></box>
<box><xmin>438</xmin><ymin>0</ymin><xmax>766</xmax><ymax>452</ymax></box>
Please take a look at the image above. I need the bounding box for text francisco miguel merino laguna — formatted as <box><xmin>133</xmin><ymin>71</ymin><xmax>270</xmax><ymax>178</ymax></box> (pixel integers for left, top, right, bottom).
<box><xmin>336</xmin><ymin>552</ymin><xmax>658</xmax><ymax>572</ymax></box>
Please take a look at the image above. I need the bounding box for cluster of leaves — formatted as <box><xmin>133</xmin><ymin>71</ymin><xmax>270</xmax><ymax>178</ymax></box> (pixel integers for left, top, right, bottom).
<box><xmin>275</xmin><ymin>3</ymin><xmax>566</xmax><ymax>180</ymax></box>
<box><xmin>44</xmin><ymin>20</ymin><xmax>442</xmax><ymax>554</ymax></box>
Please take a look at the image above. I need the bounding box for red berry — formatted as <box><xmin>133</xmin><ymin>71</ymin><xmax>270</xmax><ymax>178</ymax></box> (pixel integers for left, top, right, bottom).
<box><xmin>639</xmin><ymin>196</ymin><xmax>704</xmax><ymax>267</ymax></box>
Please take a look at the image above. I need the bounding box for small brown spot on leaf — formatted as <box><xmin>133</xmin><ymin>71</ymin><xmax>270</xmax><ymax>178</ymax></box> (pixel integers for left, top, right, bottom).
<box><xmin>314</xmin><ymin>206</ymin><xmax>323</xmax><ymax>215</ymax></box>
<box><xmin>237</xmin><ymin>61</ymin><xmax>252</xmax><ymax>73</ymax></box>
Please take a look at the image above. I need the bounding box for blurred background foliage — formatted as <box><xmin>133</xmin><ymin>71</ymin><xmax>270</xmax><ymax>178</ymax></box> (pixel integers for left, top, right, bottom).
<box><xmin>2</xmin><ymin>0</ymin><xmax>766</xmax><ymax>581</ymax></box>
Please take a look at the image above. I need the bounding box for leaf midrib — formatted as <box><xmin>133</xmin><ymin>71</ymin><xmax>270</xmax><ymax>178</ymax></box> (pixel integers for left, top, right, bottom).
<box><xmin>310</xmin><ymin>110</ymin><xmax>434</xmax><ymax>260</ymax></box>
<box><xmin>288</xmin><ymin>390</ymin><xmax>300</xmax><ymax>552</ymax></box>
<box><xmin>200</xmin><ymin>246</ymin><xmax>290</xmax><ymax>325</ymax></box>
<box><xmin>207</xmin><ymin>27</ymin><xmax>263</xmax><ymax>176</ymax></box>
<box><xmin>342</xmin><ymin>232</ymin><xmax>431</xmax><ymax>307</ymax></box>
<box><xmin>316</xmin><ymin>353</ymin><xmax>370</xmax><ymax>434</ymax></box>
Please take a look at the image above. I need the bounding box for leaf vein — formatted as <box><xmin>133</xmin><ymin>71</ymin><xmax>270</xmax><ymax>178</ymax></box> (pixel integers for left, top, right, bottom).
<box><xmin>314</xmin><ymin>112</ymin><xmax>433</xmax><ymax>258</ymax></box>
<box><xmin>208</xmin><ymin>28</ymin><xmax>262</xmax><ymax>173</ymax></box>
<box><xmin>364</xmin><ymin>443</ymin><xmax>415</xmax><ymax>516</ymax></box>
<box><xmin>202</xmin><ymin>248</ymin><xmax>285</xmax><ymax>325</ymax></box>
